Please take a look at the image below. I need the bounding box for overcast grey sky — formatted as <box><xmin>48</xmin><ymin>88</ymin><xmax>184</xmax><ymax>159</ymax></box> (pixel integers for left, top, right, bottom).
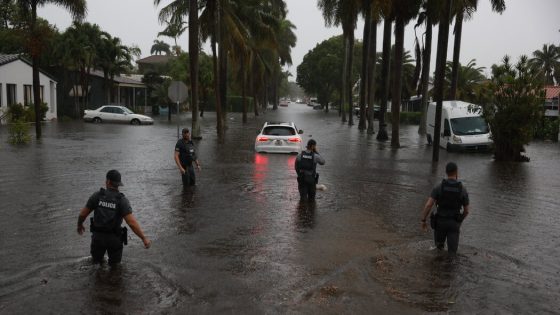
<box><xmin>40</xmin><ymin>0</ymin><xmax>560</xmax><ymax>78</ymax></box>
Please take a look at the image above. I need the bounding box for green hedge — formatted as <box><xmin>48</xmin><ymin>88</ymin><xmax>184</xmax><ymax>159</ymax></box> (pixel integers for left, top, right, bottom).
<box><xmin>534</xmin><ymin>117</ymin><xmax>559</xmax><ymax>141</ymax></box>
<box><xmin>386</xmin><ymin>112</ymin><xmax>421</xmax><ymax>125</ymax></box>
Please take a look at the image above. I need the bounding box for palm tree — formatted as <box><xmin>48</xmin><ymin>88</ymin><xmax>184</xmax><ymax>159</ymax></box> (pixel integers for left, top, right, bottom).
<box><xmin>416</xmin><ymin>0</ymin><xmax>439</xmax><ymax>135</ymax></box>
<box><xmin>97</xmin><ymin>33</ymin><xmax>134</xmax><ymax>103</ymax></box>
<box><xmin>529</xmin><ymin>44</ymin><xmax>560</xmax><ymax>85</ymax></box>
<box><xmin>376</xmin><ymin>15</ymin><xmax>391</xmax><ymax>141</ymax></box>
<box><xmin>390</xmin><ymin>0</ymin><xmax>421</xmax><ymax>148</ymax></box>
<box><xmin>318</xmin><ymin>0</ymin><xmax>362</xmax><ymax>125</ymax></box>
<box><xmin>448</xmin><ymin>0</ymin><xmax>505</xmax><ymax>99</ymax></box>
<box><xmin>16</xmin><ymin>0</ymin><xmax>86</xmax><ymax>138</ymax></box>
<box><xmin>444</xmin><ymin>59</ymin><xmax>485</xmax><ymax>102</ymax></box>
<box><xmin>151</xmin><ymin>39</ymin><xmax>171</xmax><ymax>55</ymax></box>
<box><xmin>432</xmin><ymin>0</ymin><xmax>452</xmax><ymax>162</ymax></box>
<box><xmin>158</xmin><ymin>19</ymin><xmax>187</xmax><ymax>55</ymax></box>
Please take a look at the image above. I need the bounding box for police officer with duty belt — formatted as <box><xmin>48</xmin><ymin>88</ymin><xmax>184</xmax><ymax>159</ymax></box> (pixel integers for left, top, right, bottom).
<box><xmin>174</xmin><ymin>128</ymin><xmax>201</xmax><ymax>186</ymax></box>
<box><xmin>421</xmin><ymin>162</ymin><xmax>470</xmax><ymax>254</ymax></box>
<box><xmin>77</xmin><ymin>170</ymin><xmax>151</xmax><ymax>265</ymax></box>
<box><xmin>295</xmin><ymin>139</ymin><xmax>325</xmax><ymax>201</ymax></box>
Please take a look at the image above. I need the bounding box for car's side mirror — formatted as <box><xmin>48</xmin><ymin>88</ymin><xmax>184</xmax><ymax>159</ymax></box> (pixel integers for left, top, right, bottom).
<box><xmin>443</xmin><ymin>129</ymin><xmax>451</xmax><ymax>137</ymax></box>
<box><xmin>298</xmin><ymin>130</ymin><xmax>303</xmax><ymax>134</ymax></box>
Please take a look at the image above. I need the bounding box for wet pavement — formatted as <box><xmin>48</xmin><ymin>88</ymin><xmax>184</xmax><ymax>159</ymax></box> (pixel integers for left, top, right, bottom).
<box><xmin>1</xmin><ymin>104</ymin><xmax>559</xmax><ymax>314</ymax></box>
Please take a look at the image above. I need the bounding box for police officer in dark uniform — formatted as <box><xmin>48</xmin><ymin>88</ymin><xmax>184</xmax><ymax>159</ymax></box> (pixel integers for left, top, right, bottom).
<box><xmin>174</xmin><ymin>128</ymin><xmax>201</xmax><ymax>186</ymax></box>
<box><xmin>77</xmin><ymin>170</ymin><xmax>151</xmax><ymax>265</ymax></box>
<box><xmin>295</xmin><ymin>139</ymin><xmax>325</xmax><ymax>201</ymax></box>
<box><xmin>421</xmin><ymin>162</ymin><xmax>470</xmax><ymax>254</ymax></box>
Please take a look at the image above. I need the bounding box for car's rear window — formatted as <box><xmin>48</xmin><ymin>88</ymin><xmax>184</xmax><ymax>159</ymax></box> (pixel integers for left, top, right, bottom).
<box><xmin>263</xmin><ymin>126</ymin><xmax>296</xmax><ymax>136</ymax></box>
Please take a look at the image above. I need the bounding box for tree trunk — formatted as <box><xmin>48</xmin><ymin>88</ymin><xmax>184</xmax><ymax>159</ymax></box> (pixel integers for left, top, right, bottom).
<box><xmin>432</xmin><ymin>0</ymin><xmax>452</xmax><ymax>162</ymax></box>
<box><xmin>367</xmin><ymin>17</ymin><xmax>378</xmax><ymax>135</ymax></box>
<box><xmin>211</xmin><ymin>36</ymin><xmax>223</xmax><ymax>137</ymax></box>
<box><xmin>347</xmin><ymin>30</ymin><xmax>355</xmax><ymax>126</ymax></box>
<box><xmin>219</xmin><ymin>46</ymin><xmax>227</xmax><ymax>129</ymax></box>
<box><xmin>377</xmin><ymin>18</ymin><xmax>392</xmax><ymax>141</ymax></box>
<box><xmin>341</xmin><ymin>33</ymin><xmax>350</xmax><ymax>123</ymax></box>
<box><xmin>272</xmin><ymin>72</ymin><xmax>278</xmax><ymax>110</ymax></box>
<box><xmin>449</xmin><ymin>8</ymin><xmax>463</xmax><ymax>100</ymax></box>
<box><xmin>391</xmin><ymin>15</ymin><xmax>405</xmax><ymax>148</ymax></box>
<box><xmin>189</xmin><ymin>0</ymin><xmax>201</xmax><ymax>138</ymax></box>
<box><xmin>32</xmin><ymin>55</ymin><xmax>42</xmax><ymax>137</ymax></box>
<box><xmin>418</xmin><ymin>15</ymin><xmax>433</xmax><ymax>135</ymax></box>
<box><xmin>358</xmin><ymin>2</ymin><xmax>371</xmax><ymax>131</ymax></box>
<box><xmin>242</xmin><ymin>58</ymin><xmax>247</xmax><ymax>123</ymax></box>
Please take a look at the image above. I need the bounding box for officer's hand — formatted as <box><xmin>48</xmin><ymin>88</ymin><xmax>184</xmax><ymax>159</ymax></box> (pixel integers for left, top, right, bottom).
<box><xmin>421</xmin><ymin>221</ymin><xmax>428</xmax><ymax>232</ymax></box>
<box><xmin>77</xmin><ymin>224</ymin><xmax>85</xmax><ymax>235</ymax></box>
<box><xmin>143</xmin><ymin>238</ymin><xmax>151</xmax><ymax>249</ymax></box>
<box><xmin>196</xmin><ymin>164</ymin><xmax>201</xmax><ymax>171</ymax></box>
<box><xmin>180</xmin><ymin>168</ymin><xmax>185</xmax><ymax>175</ymax></box>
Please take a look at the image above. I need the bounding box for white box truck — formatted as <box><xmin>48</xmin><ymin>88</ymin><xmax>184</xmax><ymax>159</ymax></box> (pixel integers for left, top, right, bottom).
<box><xmin>427</xmin><ymin>100</ymin><xmax>493</xmax><ymax>152</ymax></box>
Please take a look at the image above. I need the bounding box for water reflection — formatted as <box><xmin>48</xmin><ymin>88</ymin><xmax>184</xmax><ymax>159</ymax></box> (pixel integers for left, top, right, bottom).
<box><xmin>296</xmin><ymin>201</ymin><xmax>316</xmax><ymax>230</ymax></box>
<box><xmin>91</xmin><ymin>265</ymin><xmax>125</xmax><ymax>310</ymax></box>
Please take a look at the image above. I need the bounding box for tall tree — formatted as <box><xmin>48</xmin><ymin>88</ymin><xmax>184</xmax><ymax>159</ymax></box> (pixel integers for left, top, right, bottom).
<box><xmin>390</xmin><ymin>0</ymin><xmax>421</xmax><ymax>148</ymax></box>
<box><xmin>188</xmin><ymin>0</ymin><xmax>200</xmax><ymax>138</ymax></box>
<box><xmin>376</xmin><ymin>16</ymin><xmax>391</xmax><ymax>141</ymax></box>
<box><xmin>448</xmin><ymin>0</ymin><xmax>505</xmax><ymax>99</ymax></box>
<box><xmin>16</xmin><ymin>0</ymin><xmax>86</xmax><ymax>138</ymax></box>
<box><xmin>151</xmin><ymin>39</ymin><xmax>171</xmax><ymax>55</ymax></box>
<box><xmin>432</xmin><ymin>0</ymin><xmax>452</xmax><ymax>162</ymax></box>
<box><xmin>529</xmin><ymin>44</ymin><xmax>560</xmax><ymax>86</ymax></box>
<box><xmin>318</xmin><ymin>0</ymin><xmax>362</xmax><ymax>125</ymax></box>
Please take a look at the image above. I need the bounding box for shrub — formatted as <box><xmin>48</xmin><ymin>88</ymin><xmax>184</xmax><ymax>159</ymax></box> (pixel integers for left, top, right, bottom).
<box><xmin>8</xmin><ymin>120</ymin><xmax>31</xmax><ymax>145</ymax></box>
<box><xmin>534</xmin><ymin>117</ymin><xmax>559</xmax><ymax>141</ymax></box>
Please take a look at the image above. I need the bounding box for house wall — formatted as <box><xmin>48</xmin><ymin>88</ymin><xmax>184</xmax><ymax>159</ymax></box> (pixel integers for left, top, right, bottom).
<box><xmin>0</xmin><ymin>59</ymin><xmax>57</xmax><ymax>120</ymax></box>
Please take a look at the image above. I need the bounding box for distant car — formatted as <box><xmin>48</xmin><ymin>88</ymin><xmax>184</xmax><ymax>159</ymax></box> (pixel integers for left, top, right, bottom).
<box><xmin>353</xmin><ymin>105</ymin><xmax>381</xmax><ymax>120</ymax></box>
<box><xmin>83</xmin><ymin>105</ymin><xmax>154</xmax><ymax>125</ymax></box>
<box><xmin>255</xmin><ymin>122</ymin><xmax>303</xmax><ymax>154</ymax></box>
<box><xmin>279</xmin><ymin>100</ymin><xmax>289</xmax><ymax>107</ymax></box>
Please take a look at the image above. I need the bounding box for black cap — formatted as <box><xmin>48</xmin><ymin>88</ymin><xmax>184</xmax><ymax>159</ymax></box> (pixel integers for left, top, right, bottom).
<box><xmin>307</xmin><ymin>139</ymin><xmax>317</xmax><ymax>147</ymax></box>
<box><xmin>182</xmin><ymin>128</ymin><xmax>190</xmax><ymax>134</ymax></box>
<box><xmin>445</xmin><ymin>162</ymin><xmax>458</xmax><ymax>174</ymax></box>
<box><xmin>106</xmin><ymin>169</ymin><xmax>123</xmax><ymax>186</ymax></box>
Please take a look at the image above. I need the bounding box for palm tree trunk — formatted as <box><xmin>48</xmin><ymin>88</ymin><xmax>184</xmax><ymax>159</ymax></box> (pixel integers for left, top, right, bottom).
<box><xmin>432</xmin><ymin>0</ymin><xmax>452</xmax><ymax>162</ymax></box>
<box><xmin>219</xmin><ymin>46</ymin><xmax>227</xmax><ymax>128</ymax></box>
<box><xmin>377</xmin><ymin>18</ymin><xmax>392</xmax><ymax>141</ymax></box>
<box><xmin>358</xmin><ymin>2</ymin><xmax>371</xmax><ymax>131</ymax></box>
<box><xmin>30</xmin><ymin>5</ymin><xmax>42</xmax><ymax>138</ymax></box>
<box><xmin>341</xmin><ymin>33</ymin><xmax>349</xmax><ymax>123</ymax></box>
<box><xmin>211</xmin><ymin>38</ymin><xmax>223</xmax><ymax>137</ymax></box>
<box><xmin>347</xmin><ymin>30</ymin><xmax>355</xmax><ymax>126</ymax></box>
<box><xmin>449</xmin><ymin>8</ymin><xmax>463</xmax><ymax>100</ymax></box>
<box><xmin>391</xmin><ymin>15</ymin><xmax>405</xmax><ymax>148</ymax></box>
<box><xmin>241</xmin><ymin>57</ymin><xmax>247</xmax><ymax>123</ymax></box>
<box><xmin>189</xmin><ymin>0</ymin><xmax>201</xmax><ymax>138</ymax></box>
<box><xmin>367</xmin><ymin>17</ymin><xmax>378</xmax><ymax>135</ymax></box>
<box><xmin>418</xmin><ymin>15</ymin><xmax>433</xmax><ymax>135</ymax></box>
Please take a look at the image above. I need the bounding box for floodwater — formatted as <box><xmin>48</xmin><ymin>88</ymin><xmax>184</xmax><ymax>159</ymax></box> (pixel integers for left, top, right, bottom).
<box><xmin>0</xmin><ymin>104</ymin><xmax>559</xmax><ymax>314</ymax></box>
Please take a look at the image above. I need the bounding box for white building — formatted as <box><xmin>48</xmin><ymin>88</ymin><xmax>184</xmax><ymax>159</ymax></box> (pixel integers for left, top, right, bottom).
<box><xmin>0</xmin><ymin>54</ymin><xmax>58</xmax><ymax>122</ymax></box>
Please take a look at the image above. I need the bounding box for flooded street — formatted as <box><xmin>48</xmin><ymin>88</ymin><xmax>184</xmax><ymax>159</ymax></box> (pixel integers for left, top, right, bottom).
<box><xmin>1</xmin><ymin>104</ymin><xmax>559</xmax><ymax>314</ymax></box>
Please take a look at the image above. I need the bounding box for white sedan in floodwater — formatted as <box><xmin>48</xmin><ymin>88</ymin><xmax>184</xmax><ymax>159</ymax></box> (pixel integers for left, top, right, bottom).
<box><xmin>83</xmin><ymin>105</ymin><xmax>154</xmax><ymax>125</ymax></box>
<box><xmin>255</xmin><ymin>121</ymin><xmax>303</xmax><ymax>154</ymax></box>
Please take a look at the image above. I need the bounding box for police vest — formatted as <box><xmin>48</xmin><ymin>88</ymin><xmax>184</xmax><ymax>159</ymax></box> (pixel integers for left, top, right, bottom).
<box><xmin>299</xmin><ymin>151</ymin><xmax>315</xmax><ymax>173</ymax></box>
<box><xmin>436</xmin><ymin>179</ymin><xmax>463</xmax><ymax>217</ymax></box>
<box><xmin>182</xmin><ymin>141</ymin><xmax>195</xmax><ymax>166</ymax></box>
<box><xmin>91</xmin><ymin>188</ymin><xmax>122</xmax><ymax>233</ymax></box>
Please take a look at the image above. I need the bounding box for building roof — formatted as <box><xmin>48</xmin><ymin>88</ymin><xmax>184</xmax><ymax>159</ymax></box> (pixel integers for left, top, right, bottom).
<box><xmin>545</xmin><ymin>86</ymin><xmax>560</xmax><ymax>99</ymax></box>
<box><xmin>90</xmin><ymin>69</ymin><xmax>145</xmax><ymax>87</ymax></box>
<box><xmin>0</xmin><ymin>54</ymin><xmax>57</xmax><ymax>81</ymax></box>
<box><xmin>136</xmin><ymin>55</ymin><xmax>174</xmax><ymax>65</ymax></box>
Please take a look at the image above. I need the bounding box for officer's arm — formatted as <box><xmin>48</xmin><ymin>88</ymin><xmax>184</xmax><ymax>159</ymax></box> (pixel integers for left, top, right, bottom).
<box><xmin>77</xmin><ymin>207</ymin><xmax>93</xmax><ymax>235</ymax></box>
<box><xmin>174</xmin><ymin>151</ymin><xmax>184</xmax><ymax>173</ymax></box>
<box><xmin>421</xmin><ymin>197</ymin><xmax>435</xmax><ymax>222</ymax></box>
<box><xmin>315</xmin><ymin>154</ymin><xmax>326</xmax><ymax>165</ymax></box>
<box><xmin>123</xmin><ymin>213</ymin><xmax>151</xmax><ymax>249</ymax></box>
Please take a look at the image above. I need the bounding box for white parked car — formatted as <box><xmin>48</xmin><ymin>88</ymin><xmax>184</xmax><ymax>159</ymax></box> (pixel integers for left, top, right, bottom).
<box><xmin>255</xmin><ymin>122</ymin><xmax>303</xmax><ymax>154</ymax></box>
<box><xmin>83</xmin><ymin>105</ymin><xmax>154</xmax><ymax>125</ymax></box>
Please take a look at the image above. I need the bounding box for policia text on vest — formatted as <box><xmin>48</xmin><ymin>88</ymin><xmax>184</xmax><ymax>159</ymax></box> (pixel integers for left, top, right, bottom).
<box><xmin>77</xmin><ymin>170</ymin><xmax>151</xmax><ymax>265</ymax></box>
<box><xmin>420</xmin><ymin>162</ymin><xmax>470</xmax><ymax>254</ymax></box>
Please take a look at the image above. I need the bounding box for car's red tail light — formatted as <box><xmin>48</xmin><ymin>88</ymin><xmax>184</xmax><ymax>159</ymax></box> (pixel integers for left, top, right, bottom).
<box><xmin>257</xmin><ymin>136</ymin><xmax>269</xmax><ymax>142</ymax></box>
<box><xmin>288</xmin><ymin>137</ymin><xmax>301</xmax><ymax>142</ymax></box>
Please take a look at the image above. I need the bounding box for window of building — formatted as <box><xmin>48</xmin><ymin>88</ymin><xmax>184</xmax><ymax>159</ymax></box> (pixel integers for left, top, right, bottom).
<box><xmin>7</xmin><ymin>84</ymin><xmax>16</xmax><ymax>105</ymax></box>
<box><xmin>24</xmin><ymin>85</ymin><xmax>32</xmax><ymax>105</ymax></box>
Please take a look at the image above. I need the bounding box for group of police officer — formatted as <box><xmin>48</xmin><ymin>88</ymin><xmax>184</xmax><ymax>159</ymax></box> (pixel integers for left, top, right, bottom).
<box><xmin>77</xmin><ymin>131</ymin><xmax>469</xmax><ymax>266</ymax></box>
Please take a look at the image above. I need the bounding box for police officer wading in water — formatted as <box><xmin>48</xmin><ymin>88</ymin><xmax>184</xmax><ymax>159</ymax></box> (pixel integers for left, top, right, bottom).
<box><xmin>77</xmin><ymin>170</ymin><xmax>151</xmax><ymax>265</ymax></box>
<box><xmin>421</xmin><ymin>162</ymin><xmax>470</xmax><ymax>254</ymax></box>
<box><xmin>174</xmin><ymin>128</ymin><xmax>201</xmax><ymax>186</ymax></box>
<box><xmin>295</xmin><ymin>139</ymin><xmax>325</xmax><ymax>202</ymax></box>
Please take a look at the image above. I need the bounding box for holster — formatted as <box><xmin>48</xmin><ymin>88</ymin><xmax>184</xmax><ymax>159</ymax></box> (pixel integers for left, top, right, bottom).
<box><xmin>455</xmin><ymin>213</ymin><xmax>465</xmax><ymax>223</ymax></box>
<box><xmin>121</xmin><ymin>227</ymin><xmax>128</xmax><ymax>245</ymax></box>
<box><xmin>430</xmin><ymin>213</ymin><xmax>437</xmax><ymax>230</ymax></box>
<box><xmin>315</xmin><ymin>173</ymin><xmax>319</xmax><ymax>184</ymax></box>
